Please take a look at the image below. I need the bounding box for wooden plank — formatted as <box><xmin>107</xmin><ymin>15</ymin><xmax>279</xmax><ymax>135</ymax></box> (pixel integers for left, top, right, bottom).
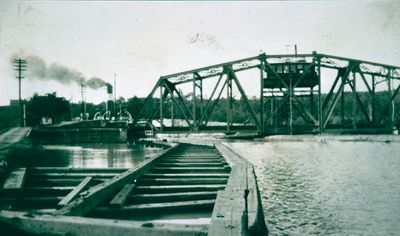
<box><xmin>129</xmin><ymin>191</ymin><xmax>218</xmax><ymax>204</ymax></box>
<box><xmin>2</xmin><ymin>168</ymin><xmax>26</xmax><ymax>195</ymax></box>
<box><xmin>151</xmin><ymin>166</ymin><xmax>229</xmax><ymax>173</ymax></box>
<box><xmin>134</xmin><ymin>184</ymin><xmax>225</xmax><ymax>193</ymax></box>
<box><xmin>159</xmin><ymin>159</ymin><xmax>223</xmax><ymax>163</ymax></box>
<box><xmin>109</xmin><ymin>184</ymin><xmax>135</xmax><ymax>208</ymax></box>
<box><xmin>29</xmin><ymin>172</ymin><xmax>118</xmax><ymax>178</ymax></box>
<box><xmin>27</xmin><ymin>178</ymin><xmax>106</xmax><ymax>186</ymax></box>
<box><xmin>29</xmin><ymin>167</ymin><xmax>128</xmax><ymax>173</ymax></box>
<box><xmin>54</xmin><ymin>143</ymin><xmax>179</xmax><ymax>216</ymax></box>
<box><xmin>141</xmin><ymin>173</ymin><xmax>230</xmax><ymax>178</ymax></box>
<box><xmin>58</xmin><ymin>177</ymin><xmax>92</xmax><ymax>207</ymax></box>
<box><xmin>209</xmin><ymin>144</ymin><xmax>268</xmax><ymax>236</ymax></box>
<box><xmin>137</xmin><ymin>178</ymin><xmax>228</xmax><ymax>185</ymax></box>
<box><xmin>0</xmin><ymin>210</ymin><xmax>208</xmax><ymax>236</ymax></box>
<box><xmin>156</xmin><ymin>163</ymin><xmax>224</xmax><ymax>167</ymax></box>
<box><xmin>94</xmin><ymin>199</ymin><xmax>215</xmax><ymax>213</ymax></box>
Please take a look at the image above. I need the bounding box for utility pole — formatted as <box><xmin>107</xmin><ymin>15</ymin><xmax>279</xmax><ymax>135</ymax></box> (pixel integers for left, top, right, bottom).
<box><xmin>114</xmin><ymin>73</ymin><xmax>117</xmax><ymax>114</ymax></box>
<box><xmin>13</xmin><ymin>58</ymin><xmax>27</xmax><ymax>127</ymax></box>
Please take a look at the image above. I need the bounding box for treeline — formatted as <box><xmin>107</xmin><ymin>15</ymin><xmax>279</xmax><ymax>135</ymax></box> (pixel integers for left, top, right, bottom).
<box><xmin>0</xmin><ymin>91</ymin><xmax>398</xmax><ymax>127</ymax></box>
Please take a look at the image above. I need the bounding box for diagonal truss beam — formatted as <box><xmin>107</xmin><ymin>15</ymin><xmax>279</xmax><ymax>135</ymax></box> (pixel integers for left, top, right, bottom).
<box><xmin>227</xmin><ymin>67</ymin><xmax>261</xmax><ymax>130</ymax></box>
<box><xmin>322</xmin><ymin>63</ymin><xmax>355</xmax><ymax>128</ymax></box>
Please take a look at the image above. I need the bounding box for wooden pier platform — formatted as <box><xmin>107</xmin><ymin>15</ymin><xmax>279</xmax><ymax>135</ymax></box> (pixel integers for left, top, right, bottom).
<box><xmin>0</xmin><ymin>142</ymin><xmax>267</xmax><ymax>235</ymax></box>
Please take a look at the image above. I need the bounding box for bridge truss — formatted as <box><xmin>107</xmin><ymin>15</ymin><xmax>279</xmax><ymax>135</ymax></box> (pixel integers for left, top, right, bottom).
<box><xmin>132</xmin><ymin>52</ymin><xmax>400</xmax><ymax>135</ymax></box>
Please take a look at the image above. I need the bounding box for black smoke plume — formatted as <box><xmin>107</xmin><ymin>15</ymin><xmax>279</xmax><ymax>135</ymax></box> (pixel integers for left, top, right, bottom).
<box><xmin>11</xmin><ymin>53</ymin><xmax>111</xmax><ymax>91</ymax></box>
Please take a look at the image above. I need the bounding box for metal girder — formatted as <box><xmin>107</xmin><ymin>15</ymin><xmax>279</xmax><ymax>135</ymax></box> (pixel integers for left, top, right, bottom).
<box><xmin>227</xmin><ymin>67</ymin><xmax>261</xmax><ymax>130</ymax></box>
<box><xmin>322</xmin><ymin>63</ymin><xmax>355</xmax><ymax>128</ymax></box>
<box><xmin>132</xmin><ymin>51</ymin><xmax>400</xmax><ymax>135</ymax></box>
<box><xmin>322</xmin><ymin>71</ymin><xmax>342</xmax><ymax>111</ymax></box>
<box><xmin>203</xmin><ymin>78</ymin><xmax>228</xmax><ymax>126</ymax></box>
<box><xmin>346</xmin><ymin>79</ymin><xmax>372</xmax><ymax>124</ymax></box>
<box><xmin>161</xmin><ymin>80</ymin><xmax>193</xmax><ymax>128</ymax></box>
<box><xmin>196</xmin><ymin>73</ymin><xmax>225</xmax><ymax>127</ymax></box>
<box><xmin>357</xmin><ymin>67</ymin><xmax>385</xmax><ymax>122</ymax></box>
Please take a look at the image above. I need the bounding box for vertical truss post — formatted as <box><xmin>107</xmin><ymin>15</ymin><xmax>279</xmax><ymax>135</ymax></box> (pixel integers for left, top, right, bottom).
<box><xmin>226</xmin><ymin>69</ymin><xmax>233</xmax><ymax>131</ymax></box>
<box><xmin>341</xmin><ymin>76</ymin><xmax>345</xmax><ymax>125</ymax></box>
<box><xmin>323</xmin><ymin>63</ymin><xmax>354</xmax><ymax>128</ymax></box>
<box><xmin>132</xmin><ymin>79</ymin><xmax>161</xmax><ymax>126</ymax></box>
<box><xmin>193</xmin><ymin>74</ymin><xmax>197</xmax><ymax>131</ymax></box>
<box><xmin>203</xmin><ymin>78</ymin><xmax>228</xmax><ymax>126</ymax></box>
<box><xmin>260</xmin><ymin>60</ymin><xmax>265</xmax><ymax>133</ymax></box>
<box><xmin>310</xmin><ymin>87</ymin><xmax>314</xmax><ymax>116</ymax></box>
<box><xmin>197</xmin><ymin>73</ymin><xmax>225</xmax><ymax>127</ymax></box>
<box><xmin>352</xmin><ymin>71</ymin><xmax>357</xmax><ymax>130</ymax></box>
<box><xmin>159</xmin><ymin>86</ymin><xmax>163</xmax><ymax>132</ymax></box>
<box><xmin>387</xmin><ymin>69</ymin><xmax>394</xmax><ymax>130</ymax></box>
<box><xmin>316</xmin><ymin>52</ymin><xmax>323</xmax><ymax>133</ymax></box>
<box><xmin>171</xmin><ymin>100</ymin><xmax>174</xmax><ymax>127</ymax></box>
<box><xmin>200</xmin><ymin>79</ymin><xmax>204</xmax><ymax>118</ymax></box>
<box><xmin>229</xmin><ymin>67</ymin><xmax>261</xmax><ymax>130</ymax></box>
<box><xmin>161</xmin><ymin>80</ymin><xmax>192</xmax><ymax>128</ymax></box>
<box><xmin>372</xmin><ymin>75</ymin><xmax>376</xmax><ymax>123</ymax></box>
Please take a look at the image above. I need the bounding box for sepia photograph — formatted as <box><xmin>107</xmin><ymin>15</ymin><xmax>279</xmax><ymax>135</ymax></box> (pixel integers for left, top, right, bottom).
<box><xmin>0</xmin><ymin>1</ymin><xmax>399</xmax><ymax>235</ymax></box>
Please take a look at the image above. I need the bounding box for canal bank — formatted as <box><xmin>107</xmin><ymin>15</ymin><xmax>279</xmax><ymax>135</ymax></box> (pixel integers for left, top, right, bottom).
<box><xmin>0</xmin><ymin>128</ymin><xmax>33</xmax><ymax>186</ymax></box>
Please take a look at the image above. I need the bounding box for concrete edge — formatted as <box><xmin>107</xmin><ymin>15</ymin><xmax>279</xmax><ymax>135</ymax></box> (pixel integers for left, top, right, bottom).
<box><xmin>213</xmin><ymin>143</ymin><xmax>268</xmax><ymax>236</ymax></box>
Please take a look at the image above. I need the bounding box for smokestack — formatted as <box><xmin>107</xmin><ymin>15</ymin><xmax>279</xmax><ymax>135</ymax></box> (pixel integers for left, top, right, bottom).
<box><xmin>105</xmin><ymin>83</ymin><xmax>113</xmax><ymax>116</ymax></box>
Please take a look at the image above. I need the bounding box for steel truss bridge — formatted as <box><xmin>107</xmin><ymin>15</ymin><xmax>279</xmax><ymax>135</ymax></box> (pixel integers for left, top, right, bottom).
<box><xmin>130</xmin><ymin>52</ymin><xmax>400</xmax><ymax>135</ymax></box>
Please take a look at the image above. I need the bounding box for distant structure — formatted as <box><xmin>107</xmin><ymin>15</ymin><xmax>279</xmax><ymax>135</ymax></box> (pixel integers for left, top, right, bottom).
<box><xmin>134</xmin><ymin>52</ymin><xmax>400</xmax><ymax>135</ymax></box>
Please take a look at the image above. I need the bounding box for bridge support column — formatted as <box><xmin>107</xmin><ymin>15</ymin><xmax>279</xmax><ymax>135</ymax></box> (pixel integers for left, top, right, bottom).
<box><xmin>260</xmin><ymin>60</ymin><xmax>265</xmax><ymax>134</ymax></box>
<box><xmin>159</xmin><ymin>86</ymin><xmax>163</xmax><ymax>132</ymax></box>
<box><xmin>316</xmin><ymin>53</ymin><xmax>323</xmax><ymax>134</ymax></box>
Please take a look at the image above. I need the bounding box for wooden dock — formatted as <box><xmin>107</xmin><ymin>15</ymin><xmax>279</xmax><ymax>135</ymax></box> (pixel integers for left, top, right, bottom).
<box><xmin>0</xmin><ymin>142</ymin><xmax>267</xmax><ymax>235</ymax></box>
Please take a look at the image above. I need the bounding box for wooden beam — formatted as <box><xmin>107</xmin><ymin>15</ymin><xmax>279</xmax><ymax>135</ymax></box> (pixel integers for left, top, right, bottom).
<box><xmin>211</xmin><ymin>144</ymin><xmax>268</xmax><ymax>236</ymax></box>
<box><xmin>137</xmin><ymin>178</ymin><xmax>228</xmax><ymax>185</ymax></box>
<box><xmin>129</xmin><ymin>191</ymin><xmax>218</xmax><ymax>204</ymax></box>
<box><xmin>29</xmin><ymin>167</ymin><xmax>127</xmax><ymax>173</ymax></box>
<box><xmin>150</xmin><ymin>166</ymin><xmax>229</xmax><ymax>173</ymax></box>
<box><xmin>0</xmin><ymin>210</ymin><xmax>208</xmax><ymax>236</ymax></box>
<box><xmin>54</xmin><ymin>143</ymin><xmax>179</xmax><ymax>216</ymax></box>
<box><xmin>109</xmin><ymin>184</ymin><xmax>135</xmax><ymax>208</ymax></box>
<box><xmin>58</xmin><ymin>177</ymin><xmax>92</xmax><ymax>207</ymax></box>
<box><xmin>141</xmin><ymin>173</ymin><xmax>230</xmax><ymax>178</ymax></box>
<box><xmin>2</xmin><ymin>168</ymin><xmax>26</xmax><ymax>195</ymax></box>
<box><xmin>95</xmin><ymin>199</ymin><xmax>215</xmax><ymax>214</ymax></box>
<box><xmin>135</xmin><ymin>184</ymin><xmax>226</xmax><ymax>193</ymax></box>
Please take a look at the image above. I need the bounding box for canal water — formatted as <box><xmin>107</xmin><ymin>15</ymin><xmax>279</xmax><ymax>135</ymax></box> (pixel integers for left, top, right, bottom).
<box><xmin>28</xmin><ymin>143</ymin><xmax>162</xmax><ymax>168</ymax></box>
<box><xmin>229</xmin><ymin>140</ymin><xmax>400</xmax><ymax>236</ymax></box>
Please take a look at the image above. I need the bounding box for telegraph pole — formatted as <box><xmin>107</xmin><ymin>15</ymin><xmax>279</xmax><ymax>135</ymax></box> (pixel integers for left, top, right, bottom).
<box><xmin>114</xmin><ymin>73</ymin><xmax>117</xmax><ymax>113</ymax></box>
<box><xmin>13</xmin><ymin>58</ymin><xmax>27</xmax><ymax>127</ymax></box>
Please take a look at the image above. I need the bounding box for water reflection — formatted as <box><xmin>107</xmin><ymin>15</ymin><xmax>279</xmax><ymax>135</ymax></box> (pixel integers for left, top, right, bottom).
<box><xmin>35</xmin><ymin>144</ymin><xmax>162</xmax><ymax>168</ymax></box>
<box><xmin>229</xmin><ymin>141</ymin><xmax>400</xmax><ymax>235</ymax></box>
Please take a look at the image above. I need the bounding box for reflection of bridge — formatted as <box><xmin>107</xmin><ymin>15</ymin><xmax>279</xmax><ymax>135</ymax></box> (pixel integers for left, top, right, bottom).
<box><xmin>131</xmin><ymin>52</ymin><xmax>400</xmax><ymax>135</ymax></box>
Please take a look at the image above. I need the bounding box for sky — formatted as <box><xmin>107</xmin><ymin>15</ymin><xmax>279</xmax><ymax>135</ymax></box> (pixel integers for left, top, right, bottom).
<box><xmin>0</xmin><ymin>1</ymin><xmax>399</xmax><ymax>105</ymax></box>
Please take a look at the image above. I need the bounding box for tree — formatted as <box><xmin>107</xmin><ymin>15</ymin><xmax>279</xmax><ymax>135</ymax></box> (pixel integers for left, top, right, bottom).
<box><xmin>26</xmin><ymin>93</ymin><xmax>70</xmax><ymax>126</ymax></box>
